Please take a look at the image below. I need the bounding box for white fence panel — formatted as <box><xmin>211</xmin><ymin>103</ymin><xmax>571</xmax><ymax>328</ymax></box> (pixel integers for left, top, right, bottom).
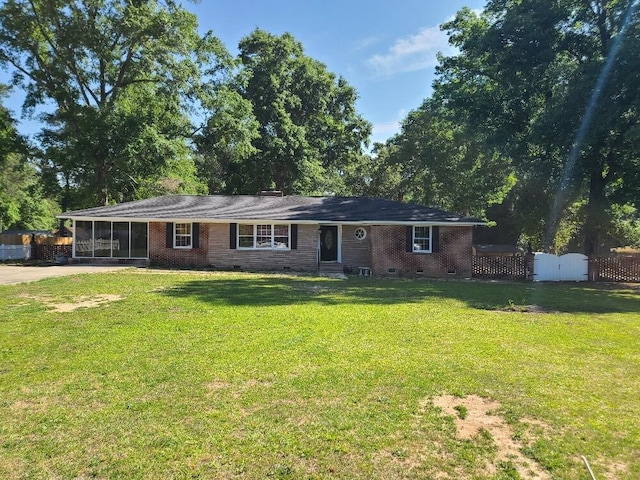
<box><xmin>534</xmin><ymin>253</ymin><xmax>560</xmax><ymax>281</ymax></box>
<box><xmin>0</xmin><ymin>244</ymin><xmax>31</xmax><ymax>261</ymax></box>
<box><xmin>559</xmin><ymin>253</ymin><xmax>589</xmax><ymax>281</ymax></box>
<box><xmin>534</xmin><ymin>252</ymin><xmax>588</xmax><ymax>281</ymax></box>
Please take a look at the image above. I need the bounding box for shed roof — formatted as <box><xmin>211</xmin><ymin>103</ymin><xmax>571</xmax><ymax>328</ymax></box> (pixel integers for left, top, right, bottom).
<box><xmin>59</xmin><ymin>195</ymin><xmax>485</xmax><ymax>225</ymax></box>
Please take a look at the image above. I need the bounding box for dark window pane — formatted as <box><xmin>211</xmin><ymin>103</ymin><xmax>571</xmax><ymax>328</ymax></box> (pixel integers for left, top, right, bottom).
<box><xmin>113</xmin><ymin>222</ymin><xmax>130</xmax><ymax>258</ymax></box>
<box><xmin>76</xmin><ymin>221</ymin><xmax>93</xmax><ymax>257</ymax></box>
<box><xmin>94</xmin><ymin>221</ymin><xmax>112</xmax><ymax>257</ymax></box>
<box><xmin>131</xmin><ymin>223</ymin><xmax>148</xmax><ymax>258</ymax></box>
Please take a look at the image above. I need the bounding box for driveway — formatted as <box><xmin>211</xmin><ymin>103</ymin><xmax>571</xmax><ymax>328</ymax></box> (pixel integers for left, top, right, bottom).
<box><xmin>0</xmin><ymin>264</ymin><xmax>135</xmax><ymax>285</ymax></box>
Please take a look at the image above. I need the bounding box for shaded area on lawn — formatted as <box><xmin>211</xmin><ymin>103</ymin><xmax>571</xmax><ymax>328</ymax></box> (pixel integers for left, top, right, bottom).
<box><xmin>160</xmin><ymin>275</ymin><xmax>640</xmax><ymax>314</ymax></box>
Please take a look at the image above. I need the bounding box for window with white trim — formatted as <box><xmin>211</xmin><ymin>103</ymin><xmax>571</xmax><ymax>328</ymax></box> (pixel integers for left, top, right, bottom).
<box><xmin>413</xmin><ymin>226</ymin><xmax>432</xmax><ymax>253</ymax></box>
<box><xmin>238</xmin><ymin>223</ymin><xmax>290</xmax><ymax>249</ymax></box>
<box><xmin>174</xmin><ymin>222</ymin><xmax>192</xmax><ymax>248</ymax></box>
<box><xmin>273</xmin><ymin>224</ymin><xmax>289</xmax><ymax>249</ymax></box>
<box><xmin>256</xmin><ymin>224</ymin><xmax>271</xmax><ymax>248</ymax></box>
<box><xmin>238</xmin><ymin>224</ymin><xmax>254</xmax><ymax>248</ymax></box>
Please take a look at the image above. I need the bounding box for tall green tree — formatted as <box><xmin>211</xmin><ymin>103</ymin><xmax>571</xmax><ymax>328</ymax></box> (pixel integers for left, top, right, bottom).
<box><xmin>0</xmin><ymin>88</ymin><xmax>57</xmax><ymax>230</ymax></box>
<box><xmin>378</xmin><ymin>97</ymin><xmax>516</xmax><ymax>217</ymax></box>
<box><xmin>193</xmin><ymin>85</ymin><xmax>260</xmax><ymax>194</ymax></box>
<box><xmin>0</xmin><ymin>0</ymin><xmax>228</xmax><ymax>208</ymax></box>
<box><xmin>435</xmin><ymin>0</ymin><xmax>640</xmax><ymax>253</ymax></box>
<box><xmin>338</xmin><ymin>142</ymin><xmax>405</xmax><ymax>200</ymax></box>
<box><xmin>218</xmin><ymin>29</ymin><xmax>371</xmax><ymax>195</ymax></box>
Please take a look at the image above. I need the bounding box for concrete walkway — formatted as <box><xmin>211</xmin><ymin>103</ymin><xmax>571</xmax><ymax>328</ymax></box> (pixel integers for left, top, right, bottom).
<box><xmin>0</xmin><ymin>264</ymin><xmax>135</xmax><ymax>285</ymax></box>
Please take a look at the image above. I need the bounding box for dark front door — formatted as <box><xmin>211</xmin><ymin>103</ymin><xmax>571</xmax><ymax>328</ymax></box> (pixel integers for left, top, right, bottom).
<box><xmin>320</xmin><ymin>225</ymin><xmax>338</xmax><ymax>262</ymax></box>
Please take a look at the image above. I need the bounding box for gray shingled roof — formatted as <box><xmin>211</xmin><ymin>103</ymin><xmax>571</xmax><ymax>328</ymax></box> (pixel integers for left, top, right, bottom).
<box><xmin>59</xmin><ymin>195</ymin><xmax>484</xmax><ymax>225</ymax></box>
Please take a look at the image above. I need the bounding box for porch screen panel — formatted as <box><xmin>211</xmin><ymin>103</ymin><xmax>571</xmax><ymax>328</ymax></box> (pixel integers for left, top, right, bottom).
<box><xmin>94</xmin><ymin>221</ymin><xmax>112</xmax><ymax>257</ymax></box>
<box><xmin>130</xmin><ymin>222</ymin><xmax>148</xmax><ymax>258</ymax></box>
<box><xmin>75</xmin><ymin>221</ymin><xmax>93</xmax><ymax>257</ymax></box>
<box><xmin>113</xmin><ymin>222</ymin><xmax>130</xmax><ymax>257</ymax></box>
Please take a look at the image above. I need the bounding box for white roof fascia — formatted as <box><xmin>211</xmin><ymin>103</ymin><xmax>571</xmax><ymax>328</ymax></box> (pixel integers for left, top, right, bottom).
<box><xmin>60</xmin><ymin>215</ymin><xmax>485</xmax><ymax>227</ymax></box>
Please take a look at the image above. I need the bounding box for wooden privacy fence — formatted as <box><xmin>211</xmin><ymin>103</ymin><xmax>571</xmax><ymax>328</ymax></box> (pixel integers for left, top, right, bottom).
<box><xmin>0</xmin><ymin>234</ymin><xmax>73</xmax><ymax>261</ymax></box>
<box><xmin>0</xmin><ymin>234</ymin><xmax>73</xmax><ymax>245</ymax></box>
<box><xmin>473</xmin><ymin>254</ymin><xmax>640</xmax><ymax>282</ymax></box>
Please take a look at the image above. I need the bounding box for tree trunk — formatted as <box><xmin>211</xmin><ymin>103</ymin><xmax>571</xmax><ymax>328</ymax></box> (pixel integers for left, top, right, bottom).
<box><xmin>96</xmin><ymin>161</ymin><xmax>109</xmax><ymax>206</ymax></box>
<box><xmin>583</xmin><ymin>163</ymin><xmax>607</xmax><ymax>256</ymax></box>
<box><xmin>59</xmin><ymin>176</ymin><xmax>71</xmax><ymax>232</ymax></box>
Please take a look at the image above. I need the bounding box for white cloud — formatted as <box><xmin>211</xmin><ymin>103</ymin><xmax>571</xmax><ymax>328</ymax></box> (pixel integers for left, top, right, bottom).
<box><xmin>366</xmin><ymin>9</ymin><xmax>484</xmax><ymax>78</ymax></box>
<box><xmin>373</xmin><ymin>120</ymin><xmax>400</xmax><ymax>135</ymax></box>
<box><xmin>371</xmin><ymin>109</ymin><xmax>408</xmax><ymax>142</ymax></box>
<box><xmin>353</xmin><ymin>35</ymin><xmax>380</xmax><ymax>51</ymax></box>
<box><xmin>367</xmin><ymin>25</ymin><xmax>453</xmax><ymax>77</ymax></box>
<box><xmin>443</xmin><ymin>7</ymin><xmax>483</xmax><ymax>24</ymax></box>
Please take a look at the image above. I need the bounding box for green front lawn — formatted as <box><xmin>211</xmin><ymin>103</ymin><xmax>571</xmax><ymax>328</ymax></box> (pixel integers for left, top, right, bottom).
<box><xmin>1</xmin><ymin>271</ymin><xmax>639</xmax><ymax>479</ymax></box>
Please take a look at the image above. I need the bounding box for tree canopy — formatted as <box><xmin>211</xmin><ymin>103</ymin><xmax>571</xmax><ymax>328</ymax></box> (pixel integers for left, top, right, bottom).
<box><xmin>1</xmin><ymin>0</ymin><xmax>638</xmax><ymax>252</ymax></box>
<box><xmin>0</xmin><ymin>4</ymin><xmax>372</xmax><ymax>216</ymax></box>
<box><xmin>196</xmin><ymin>29</ymin><xmax>371</xmax><ymax>195</ymax></box>
<box><xmin>0</xmin><ymin>87</ymin><xmax>57</xmax><ymax>230</ymax></box>
<box><xmin>0</xmin><ymin>0</ymin><xmax>228</xmax><ymax>208</ymax></box>
<box><xmin>380</xmin><ymin>0</ymin><xmax>640</xmax><ymax>252</ymax></box>
<box><xmin>373</xmin><ymin>97</ymin><xmax>516</xmax><ymax>217</ymax></box>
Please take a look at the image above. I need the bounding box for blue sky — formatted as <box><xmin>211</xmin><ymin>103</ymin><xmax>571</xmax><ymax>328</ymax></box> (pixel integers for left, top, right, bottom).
<box><xmin>187</xmin><ymin>0</ymin><xmax>486</xmax><ymax>144</ymax></box>
<box><xmin>1</xmin><ymin>0</ymin><xmax>486</xmax><ymax>144</ymax></box>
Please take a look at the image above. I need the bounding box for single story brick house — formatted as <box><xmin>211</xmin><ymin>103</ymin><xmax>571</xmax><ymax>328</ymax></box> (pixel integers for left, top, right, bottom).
<box><xmin>58</xmin><ymin>194</ymin><xmax>484</xmax><ymax>277</ymax></box>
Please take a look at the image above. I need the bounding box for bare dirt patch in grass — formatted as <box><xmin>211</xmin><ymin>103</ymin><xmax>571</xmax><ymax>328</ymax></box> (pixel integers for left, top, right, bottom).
<box><xmin>206</xmin><ymin>380</ymin><xmax>231</xmax><ymax>391</ymax></box>
<box><xmin>49</xmin><ymin>294</ymin><xmax>123</xmax><ymax>312</ymax></box>
<box><xmin>432</xmin><ymin>394</ymin><xmax>551</xmax><ymax>479</ymax></box>
<box><xmin>587</xmin><ymin>458</ymin><xmax>630</xmax><ymax>480</ymax></box>
<box><xmin>205</xmin><ymin>378</ymin><xmax>275</xmax><ymax>401</ymax></box>
<box><xmin>9</xmin><ymin>393</ymin><xmax>71</xmax><ymax>413</ymax></box>
<box><xmin>20</xmin><ymin>293</ymin><xmax>123</xmax><ymax>312</ymax></box>
<box><xmin>9</xmin><ymin>399</ymin><xmax>43</xmax><ymax>412</ymax></box>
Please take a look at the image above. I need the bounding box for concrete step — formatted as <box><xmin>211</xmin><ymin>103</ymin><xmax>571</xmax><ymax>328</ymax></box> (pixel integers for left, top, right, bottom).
<box><xmin>318</xmin><ymin>262</ymin><xmax>344</xmax><ymax>274</ymax></box>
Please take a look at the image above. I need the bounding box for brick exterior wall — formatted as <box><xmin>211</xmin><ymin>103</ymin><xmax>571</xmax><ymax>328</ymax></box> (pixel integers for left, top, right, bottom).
<box><xmin>147</xmin><ymin>221</ymin><xmax>473</xmax><ymax>277</ymax></box>
<box><xmin>149</xmin><ymin>222</ymin><xmax>210</xmax><ymax>267</ymax></box>
<box><xmin>207</xmin><ymin>223</ymin><xmax>318</xmax><ymax>271</ymax></box>
<box><xmin>341</xmin><ymin>225</ymin><xmax>372</xmax><ymax>273</ymax></box>
<box><xmin>370</xmin><ymin>225</ymin><xmax>473</xmax><ymax>278</ymax></box>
